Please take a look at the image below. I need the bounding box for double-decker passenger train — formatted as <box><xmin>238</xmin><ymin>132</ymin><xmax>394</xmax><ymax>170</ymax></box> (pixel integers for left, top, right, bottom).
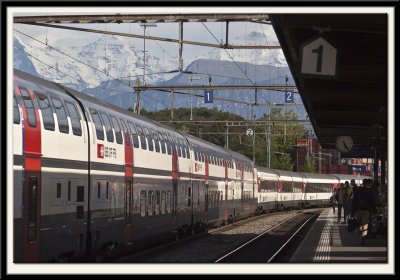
<box><xmin>12</xmin><ymin>69</ymin><xmax>370</xmax><ymax>262</ymax></box>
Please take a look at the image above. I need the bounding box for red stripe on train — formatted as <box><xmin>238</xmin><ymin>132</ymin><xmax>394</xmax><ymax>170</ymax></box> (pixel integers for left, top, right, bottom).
<box><xmin>122</xmin><ymin>120</ymin><xmax>133</xmax><ymax>242</ymax></box>
<box><xmin>16</xmin><ymin>86</ymin><xmax>42</xmax><ymax>262</ymax></box>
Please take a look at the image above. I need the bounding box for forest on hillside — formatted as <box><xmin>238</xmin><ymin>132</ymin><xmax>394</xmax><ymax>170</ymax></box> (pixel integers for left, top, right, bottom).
<box><xmin>139</xmin><ymin>107</ymin><xmax>310</xmax><ymax>171</ymax></box>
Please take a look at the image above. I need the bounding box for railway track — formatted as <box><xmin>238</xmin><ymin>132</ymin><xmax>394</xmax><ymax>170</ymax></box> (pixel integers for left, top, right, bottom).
<box><xmin>111</xmin><ymin>208</ymin><xmax>322</xmax><ymax>263</ymax></box>
<box><xmin>215</xmin><ymin>211</ymin><xmax>319</xmax><ymax>263</ymax></box>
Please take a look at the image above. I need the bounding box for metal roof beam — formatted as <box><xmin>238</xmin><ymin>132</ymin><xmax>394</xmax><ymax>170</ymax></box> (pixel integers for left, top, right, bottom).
<box><xmin>18</xmin><ymin>23</ymin><xmax>280</xmax><ymax>50</ymax></box>
<box><xmin>138</xmin><ymin>85</ymin><xmax>297</xmax><ymax>91</ymax></box>
<box><xmin>14</xmin><ymin>13</ymin><xmax>271</xmax><ymax>24</ymax></box>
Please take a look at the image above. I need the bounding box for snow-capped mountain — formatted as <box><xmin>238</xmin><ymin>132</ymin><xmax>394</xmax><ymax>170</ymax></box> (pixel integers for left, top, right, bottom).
<box><xmin>195</xmin><ymin>31</ymin><xmax>287</xmax><ymax>67</ymax></box>
<box><xmin>14</xmin><ymin>37</ymin><xmax>38</xmax><ymax>76</ymax></box>
<box><xmin>13</xmin><ymin>34</ymin><xmax>177</xmax><ymax>91</ymax></box>
<box><xmin>13</xmin><ymin>30</ymin><xmax>305</xmax><ymax>119</ymax></box>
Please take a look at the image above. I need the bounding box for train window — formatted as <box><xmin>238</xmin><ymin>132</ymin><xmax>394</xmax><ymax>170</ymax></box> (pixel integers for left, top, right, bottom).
<box><xmin>13</xmin><ymin>93</ymin><xmax>20</xmax><ymax>124</ymax></box>
<box><xmin>97</xmin><ymin>182</ymin><xmax>101</xmax><ymax>198</ymax></box>
<box><xmin>56</xmin><ymin>182</ymin><xmax>62</xmax><ymax>198</ymax></box>
<box><xmin>37</xmin><ymin>94</ymin><xmax>55</xmax><ymax>131</ymax></box>
<box><xmin>89</xmin><ymin>109</ymin><xmax>104</xmax><ymax>140</ymax></box>
<box><xmin>52</xmin><ymin>97</ymin><xmax>70</xmax><ymax>134</ymax></box>
<box><xmin>147</xmin><ymin>138</ymin><xmax>154</xmax><ymax>151</ymax></box>
<box><xmin>68</xmin><ymin>181</ymin><xmax>71</xmax><ymax>201</ymax></box>
<box><xmin>119</xmin><ymin>120</ymin><xmax>130</xmax><ymax>146</ymax></box>
<box><xmin>158</xmin><ymin>133</ymin><xmax>166</xmax><ymax>154</ymax></box>
<box><xmin>151</xmin><ymin>130</ymin><xmax>160</xmax><ymax>153</ymax></box>
<box><xmin>109</xmin><ymin>116</ymin><xmax>123</xmax><ymax>145</ymax></box>
<box><xmin>143</xmin><ymin>127</ymin><xmax>153</xmax><ymax>151</ymax></box>
<box><xmin>140</xmin><ymin>190</ymin><xmax>146</xmax><ymax>217</ymax></box>
<box><xmin>136</xmin><ymin>125</ymin><xmax>147</xmax><ymax>150</ymax></box>
<box><xmin>77</xmin><ymin>185</ymin><xmax>84</xmax><ymax>202</ymax></box>
<box><xmin>106</xmin><ymin>182</ymin><xmax>109</xmax><ymax>199</ymax></box>
<box><xmin>127</xmin><ymin>121</ymin><xmax>139</xmax><ymax>148</ymax></box>
<box><xmin>28</xmin><ymin>176</ymin><xmax>38</xmax><ymax>243</ymax></box>
<box><xmin>65</xmin><ymin>101</ymin><xmax>82</xmax><ymax>136</ymax></box>
<box><xmin>154</xmin><ymin>191</ymin><xmax>160</xmax><ymax>215</ymax></box>
<box><xmin>177</xmin><ymin>145</ymin><xmax>182</xmax><ymax>157</ymax></box>
<box><xmin>20</xmin><ymin>88</ymin><xmax>37</xmax><ymax>127</ymax></box>
<box><xmin>166</xmin><ymin>191</ymin><xmax>171</xmax><ymax>214</ymax></box>
<box><xmin>187</xmin><ymin>187</ymin><xmax>191</xmax><ymax>207</ymax></box>
<box><xmin>161</xmin><ymin>191</ymin><xmax>166</xmax><ymax>215</ymax></box>
<box><xmin>100</xmin><ymin>112</ymin><xmax>114</xmax><ymax>143</ymax></box>
<box><xmin>194</xmin><ymin>150</ymin><xmax>198</xmax><ymax>161</ymax></box>
<box><xmin>147</xmin><ymin>190</ymin><xmax>154</xmax><ymax>216</ymax></box>
<box><xmin>76</xmin><ymin>205</ymin><xmax>84</xmax><ymax>220</ymax></box>
<box><xmin>164</xmin><ymin>140</ymin><xmax>170</xmax><ymax>155</ymax></box>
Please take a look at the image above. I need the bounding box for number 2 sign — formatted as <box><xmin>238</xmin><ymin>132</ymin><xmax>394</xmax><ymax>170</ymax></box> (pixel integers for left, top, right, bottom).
<box><xmin>285</xmin><ymin>90</ymin><xmax>294</xmax><ymax>103</ymax></box>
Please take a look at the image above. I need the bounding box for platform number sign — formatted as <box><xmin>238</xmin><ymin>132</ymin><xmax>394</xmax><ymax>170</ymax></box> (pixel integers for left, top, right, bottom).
<box><xmin>204</xmin><ymin>89</ymin><xmax>213</xmax><ymax>103</ymax></box>
<box><xmin>285</xmin><ymin>90</ymin><xmax>294</xmax><ymax>103</ymax></box>
<box><xmin>300</xmin><ymin>36</ymin><xmax>337</xmax><ymax>77</ymax></box>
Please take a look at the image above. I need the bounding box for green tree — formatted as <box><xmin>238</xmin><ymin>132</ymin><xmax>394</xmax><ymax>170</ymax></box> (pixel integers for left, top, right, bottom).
<box><xmin>137</xmin><ymin>106</ymin><xmax>309</xmax><ymax>170</ymax></box>
<box><xmin>303</xmin><ymin>156</ymin><xmax>315</xmax><ymax>173</ymax></box>
<box><xmin>258</xmin><ymin>108</ymin><xmax>308</xmax><ymax>170</ymax></box>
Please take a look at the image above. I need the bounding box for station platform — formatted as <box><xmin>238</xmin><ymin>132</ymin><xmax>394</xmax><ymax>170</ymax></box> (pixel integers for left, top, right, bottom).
<box><xmin>291</xmin><ymin>208</ymin><xmax>387</xmax><ymax>263</ymax></box>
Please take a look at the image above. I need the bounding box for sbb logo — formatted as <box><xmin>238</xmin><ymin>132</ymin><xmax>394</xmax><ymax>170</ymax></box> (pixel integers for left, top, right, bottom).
<box><xmin>98</xmin><ymin>144</ymin><xmax>104</xmax><ymax>158</ymax></box>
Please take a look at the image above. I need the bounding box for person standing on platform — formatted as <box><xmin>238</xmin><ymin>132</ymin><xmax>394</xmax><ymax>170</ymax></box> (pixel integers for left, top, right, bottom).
<box><xmin>353</xmin><ymin>179</ymin><xmax>374</xmax><ymax>246</ymax></box>
<box><xmin>336</xmin><ymin>183</ymin><xmax>345</xmax><ymax>223</ymax></box>
<box><xmin>349</xmin><ymin>179</ymin><xmax>358</xmax><ymax>218</ymax></box>
<box><xmin>343</xmin><ymin>181</ymin><xmax>352</xmax><ymax>223</ymax></box>
<box><xmin>330</xmin><ymin>189</ymin><xmax>337</xmax><ymax>213</ymax></box>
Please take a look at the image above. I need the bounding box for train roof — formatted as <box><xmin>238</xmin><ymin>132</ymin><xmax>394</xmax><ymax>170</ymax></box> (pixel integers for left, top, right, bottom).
<box><xmin>14</xmin><ymin>69</ymin><xmax>254</xmax><ymax>163</ymax></box>
<box><xmin>14</xmin><ymin>69</ymin><xmax>178</xmax><ymax>131</ymax></box>
<box><xmin>256</xmin><ymin>166</ymin><xmax>279</xmax><ymax>175</ymax></box>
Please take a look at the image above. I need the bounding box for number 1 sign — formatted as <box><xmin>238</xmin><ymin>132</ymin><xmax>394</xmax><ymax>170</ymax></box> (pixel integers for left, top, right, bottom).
<box><xmin>300</xmin><ymin>36</ymin><xmax>337</xmax><ymax>77</ymax></box>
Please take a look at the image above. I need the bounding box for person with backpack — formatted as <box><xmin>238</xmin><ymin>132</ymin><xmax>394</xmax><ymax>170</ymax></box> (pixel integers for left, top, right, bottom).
<box><xmin>353</xmin><ymin>179</ymin><xmax>375</xmax><ymax>245</ymax></box>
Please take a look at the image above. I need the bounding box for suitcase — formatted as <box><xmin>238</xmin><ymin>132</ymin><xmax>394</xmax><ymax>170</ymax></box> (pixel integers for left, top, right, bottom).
<box><xmin>347</xmin><ymin>218</ymin><xmax>359</xmax><ymax>233</ymax></box>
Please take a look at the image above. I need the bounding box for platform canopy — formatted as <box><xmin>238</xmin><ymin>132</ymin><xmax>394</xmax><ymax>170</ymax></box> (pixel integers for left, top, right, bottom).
<box><xmin>270</xmin><ymin>14</ymin><xmax>388</xmax><ymax>158</ymax></box>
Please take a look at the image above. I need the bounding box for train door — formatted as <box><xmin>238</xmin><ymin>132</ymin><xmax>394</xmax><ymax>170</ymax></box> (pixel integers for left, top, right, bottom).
<box><xmin>241</xmin><ymin>166</ymin><xmax>244</xmax><ymax>213</ymax></box>
<box><xmin>188</xmin><ymin>182</ymin><xmax>193</xmax><ymax>230</ymax></box>
<box><xmin>224</xmin><ymin>163</ymin><xmax>228</xmax><ymax>220</ymax></box>
<box><xmin>121</xmin><ymin>119</ymin><xmax>133</xmax><ymax>241</ymax></box>
<box><xmin>17</xmin><ymin>86</ymin><xmax>42</xmax><ymax>262</ymax></box>
<box><xmin>124</xmin><ymin>180</ymin><xmax>132</xmax><ymax>240</ymax></box>
<box><xmin>204</xmin><ymin>153</ymin><xmax>209</xmax><ymax>225</ymax></box>
<box><xmin>172</xmin><ymin>146</ymin><xmax>179</xmax><ymax>229</ymax></box>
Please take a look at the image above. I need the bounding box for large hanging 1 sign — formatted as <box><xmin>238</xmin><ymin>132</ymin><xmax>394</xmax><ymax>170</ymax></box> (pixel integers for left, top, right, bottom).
<box><xmin>300</xmin><ymin>36</ymin><xmax>337</xmax><ymax>77</ymax></box>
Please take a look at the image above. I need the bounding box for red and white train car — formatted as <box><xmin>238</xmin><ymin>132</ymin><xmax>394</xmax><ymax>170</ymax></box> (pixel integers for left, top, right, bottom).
<box><xmin>13</xmin><ymin>69</ymin><xmax>367</xmax><ymax>262</ymax></box>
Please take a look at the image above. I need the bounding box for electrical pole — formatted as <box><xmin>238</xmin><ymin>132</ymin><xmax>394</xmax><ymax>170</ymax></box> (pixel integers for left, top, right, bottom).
<box><xmin>139</xmin><ymin>23</ymin><xmax>157</xmax><ymax>115</ymax></box>
<box><xmin>170</xmin><ymin>89</ymin><xmax>175</xmax><ymax>120</ymax></box>
<box><xmin>225</xmin><ymin>122</ymin><xmax>229</xmax><ymax>149</ymax></box>
<box><xmin>188</xmin><ymin>75</ymin><xmax>200</xmax><ymax>121</ymax></box>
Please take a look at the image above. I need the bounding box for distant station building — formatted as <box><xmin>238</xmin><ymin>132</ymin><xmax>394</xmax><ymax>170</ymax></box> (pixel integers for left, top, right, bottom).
<box><xmin>293</xmin><ymin>138</ymin><xmax>382</xmax><ymax>178</ymax></box>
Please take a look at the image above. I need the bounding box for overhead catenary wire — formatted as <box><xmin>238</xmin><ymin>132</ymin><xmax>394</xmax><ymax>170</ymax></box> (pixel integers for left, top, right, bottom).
<box><xmin>15</xmin><ymin>44</ymin><xmax>134</xmax><ymax>94</ymax></box>
<box><xmin>201</xmin><ymin>22</ymin><xmax>255</xmax><ymax>85</ymax></box>
<box><xmin>16</xmin><ymin>44</ymin><xmax>162</xmax><ymax>111</ymax></box>
<box><xmin>14</xmin><ymin>29</ymin><xmax>168</xmax><ymax>109</ymax></box>
<box><xmin>14</xmin><ymin>32</ymin><xmax>263</xmax><ymax>110</ymax></box>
